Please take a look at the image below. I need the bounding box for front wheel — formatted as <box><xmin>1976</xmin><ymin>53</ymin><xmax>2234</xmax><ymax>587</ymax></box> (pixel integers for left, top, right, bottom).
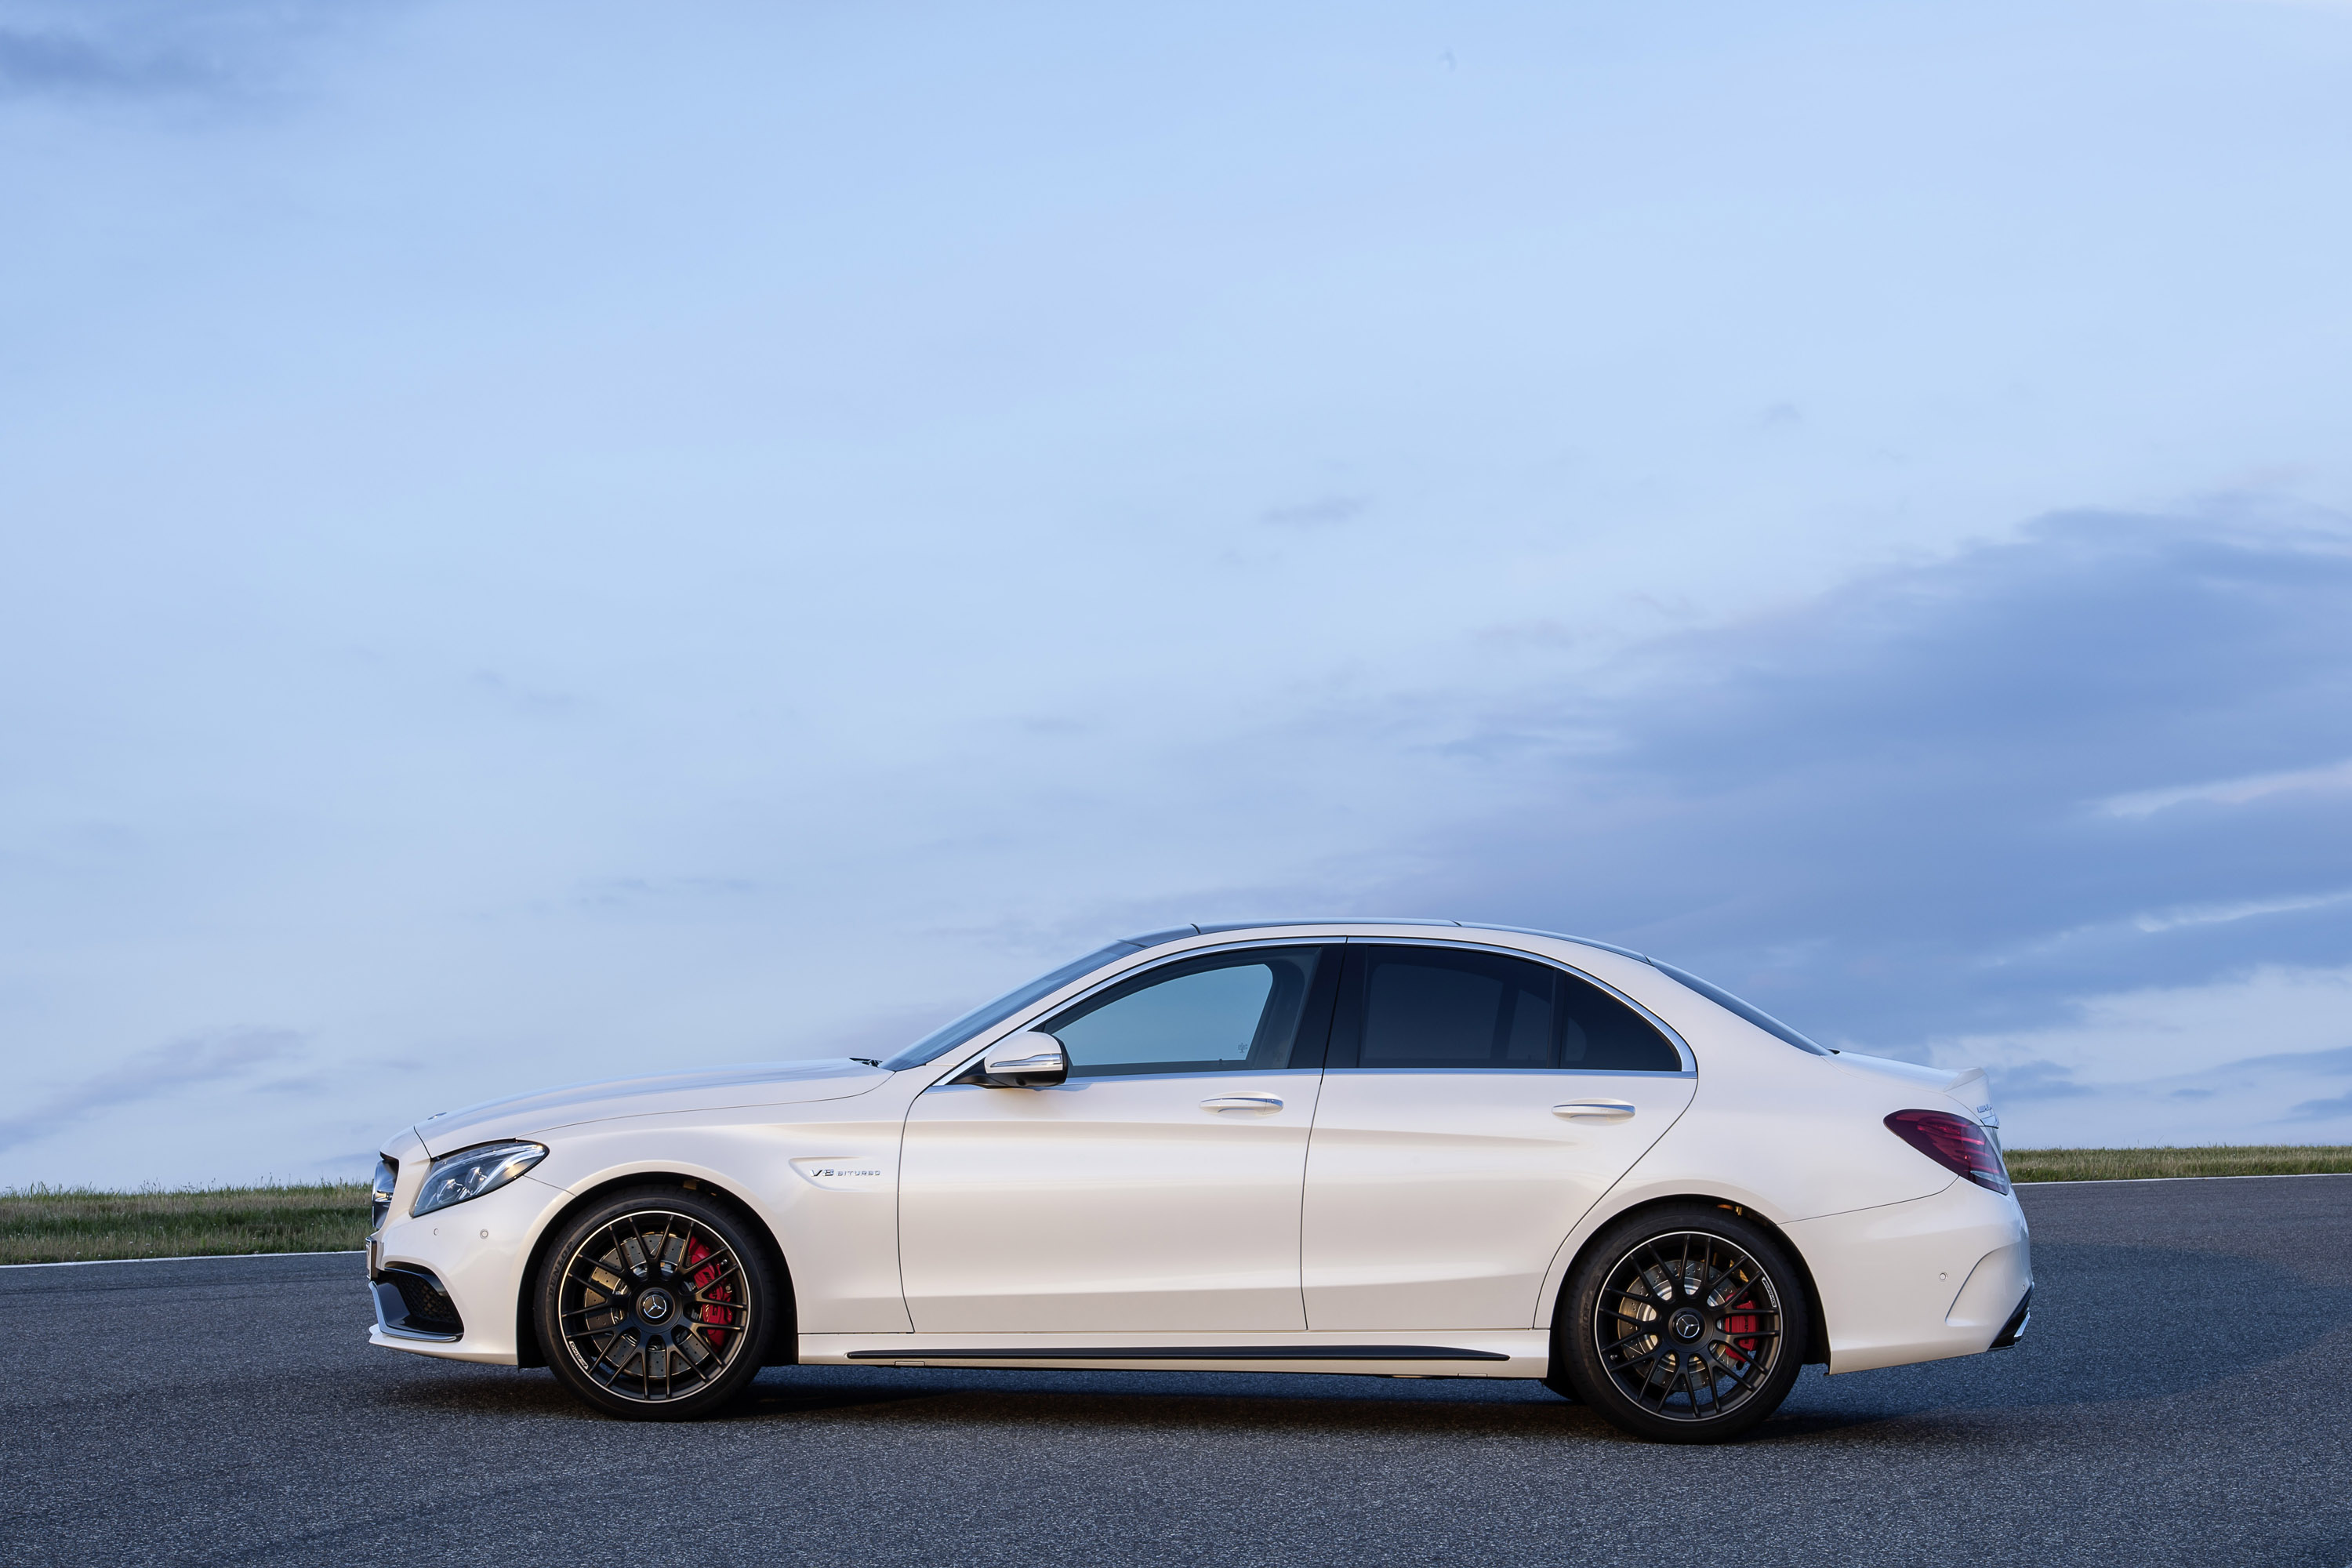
<box><xmin>1552</xmin><ymin>1204</ymin><xmax>1812</xmax><ymax>1444</ymax></box>
<box><xmin>535</xmin><ymin>1185</ymin><xmax>779</xmax><ymax>1420</ymax></box>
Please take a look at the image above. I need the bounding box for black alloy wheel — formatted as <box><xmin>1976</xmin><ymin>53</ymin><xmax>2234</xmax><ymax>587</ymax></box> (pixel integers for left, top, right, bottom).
<box><xmin>536</xmin><ymin>1185</ymin><xmax>779</xmax><ymax>1420</ymax></box>
<box><xmin>1552</xmin><ymin>1203</ymin><xmax>1812</xmax><ymax>1443</ymax></box>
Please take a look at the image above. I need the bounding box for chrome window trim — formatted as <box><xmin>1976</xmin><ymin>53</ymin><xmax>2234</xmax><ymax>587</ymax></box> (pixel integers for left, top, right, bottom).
<box><xmin>1316</xmin><ymin>1065</ymin><xmax>1697</xmax><ymax>1080</ymax></box>
<box><xmin>925</xmin><ymin>1066</ymin><xmax>1327</xmax><ymax>1091</ymax></box>
<box><xmin>1335</xmin><ymin>935</ymin><xmax>1697</xmax><ymax>1074</ymax></box>
<box><xmin>924</xmin><ymin>936</ymin><xmax>1343</xmax><ymax>1087</ymax></box>
<box><xmin>1451</xmin><ymin>921</ymin><xmax>1652</xmax><ymax>964</ymax></box>
<box><xmin>924</xmin><ymin>929</ymin><xmax>1699</xmax><ymax>1086</ymax></box>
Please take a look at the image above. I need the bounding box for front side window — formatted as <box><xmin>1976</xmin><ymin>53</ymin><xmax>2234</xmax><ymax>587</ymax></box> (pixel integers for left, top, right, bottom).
<box><xmin>1340</xmin><ymin>945</ymin><xmax>1682</xmax><ymax>1073</ymax></box>
<box><xmin>881</xmin><ymin>942</ymin><xmax>1144</xmax><ymax>1071</ymax></box>
<box><xmin>1039</xmin><ymin>946</ymin><xmax>1334</xmax><ymax>1078</ymax></box>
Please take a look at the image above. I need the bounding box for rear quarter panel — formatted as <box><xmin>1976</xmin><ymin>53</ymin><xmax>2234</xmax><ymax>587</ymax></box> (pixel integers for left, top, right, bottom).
<box><xmin>1520</xmin><ymin>956</ymin><xmax>1963</xmax><ymax>1329</ymax></box>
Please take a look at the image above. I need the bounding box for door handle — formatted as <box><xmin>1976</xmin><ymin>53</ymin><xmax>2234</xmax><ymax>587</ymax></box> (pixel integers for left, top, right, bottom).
<box><xmin>1200</xmin><ymin>1094</ymin><xmax>1283</xmax><ymax>1114</ymax></box>
<box><xmin>1553</xmin><ymin>1100</ymin><xmax>1636</xmax><ymax>1123</ymax></box>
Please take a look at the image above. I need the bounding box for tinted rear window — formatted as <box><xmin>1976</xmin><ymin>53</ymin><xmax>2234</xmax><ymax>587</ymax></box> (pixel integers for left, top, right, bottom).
<box><xmin>1345</xmin><ymin>946</ymin><xmax>1682</xmax><ymax>1073</ymax></box>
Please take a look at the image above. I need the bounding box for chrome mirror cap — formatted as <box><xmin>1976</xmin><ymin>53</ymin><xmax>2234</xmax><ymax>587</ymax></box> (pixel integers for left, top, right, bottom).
<box><xmin>978</xmin><ymin>1031</ymin><xmax>1069</xmax><ymax>1087</ymax></box>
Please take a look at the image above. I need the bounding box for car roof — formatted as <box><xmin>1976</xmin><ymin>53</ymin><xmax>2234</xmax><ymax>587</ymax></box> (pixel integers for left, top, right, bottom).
<box><xmin>1120</xmin><ymin>920</ymin><xmax>1653</xmax><ymax>966</ymax></box>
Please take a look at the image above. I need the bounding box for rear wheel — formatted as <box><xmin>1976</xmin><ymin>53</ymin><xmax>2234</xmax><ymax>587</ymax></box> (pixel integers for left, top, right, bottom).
<box><xmin>535</xmin><ymin>1186</ymin><xmax>779</xmax><ymax>1420</ymax></box>
<box><xmin>1553</xmin><ymin>1203</ymin><xmax>1810</xmax><ymax>1443</ymax></box>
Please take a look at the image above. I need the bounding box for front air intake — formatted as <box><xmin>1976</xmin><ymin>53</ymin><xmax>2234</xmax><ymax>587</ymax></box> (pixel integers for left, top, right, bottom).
<box><xmin>373</xmin><ymin>1265</ymin><xmax>464</xmax><ymax>1340</ymax></box>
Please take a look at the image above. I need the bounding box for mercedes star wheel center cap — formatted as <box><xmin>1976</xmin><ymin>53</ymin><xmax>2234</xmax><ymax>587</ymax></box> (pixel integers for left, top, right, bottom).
<box><xmin>1670</xmin><ymin>1308</ymin><xmax>1705</xmax><ymax>1341</ymax></box>
<box><xmin>639</xmin><ymin>1290</ymin><xmax>673</xmax><ymax>1323</ymax></box>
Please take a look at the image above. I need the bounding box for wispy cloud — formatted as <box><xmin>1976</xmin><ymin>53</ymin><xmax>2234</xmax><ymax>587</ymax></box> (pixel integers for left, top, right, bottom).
<box><xmin>2129</xmin><ymin>889</ymin><xmax>2352</xmax><ymax>934</ymax></box>
<box><xmin>0</xmin><ymin>27</ymin><xmax>212</xmax><ymax>96</ymax></box>
<box><xmin>1260</xmin><ymin>496</ymin><xmax>1368</xmax><ymax>527</ymax></box>
<box><xmin>0</xmin><ymin>1027</ymin><xmax>304</xmax><ymax>1153</ymax></box>
<box><xmin>0</xmin><ymin>2</ymin><xmax>372</xmax><ymax>105</ymax></box>
<box><xmin>1987</xmin><ymin>1060</ymin><xmax>2099</xmax><ymax>1102</ymax></box>
<box><xmin>2095</xmin><ymin>758</ymin><xmax>2352</xmax><ymax>820</ymax></box>
<box><xmin>1383</xmin><ymin>510</ymin><xmax>2352</xmax><ymax>1049</ymax></box>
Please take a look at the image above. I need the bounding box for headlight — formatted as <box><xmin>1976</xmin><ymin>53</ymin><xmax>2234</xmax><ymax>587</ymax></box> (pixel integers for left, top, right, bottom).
<box><xmin>410</xmin><ymin>1141</ymin><xmax>548</xmax><ymax>1217</ymax></box>
<box><xmin>369</xmin><ymin>1156</ymin><xmax>398</xmax><ymax>1234</ymax></box>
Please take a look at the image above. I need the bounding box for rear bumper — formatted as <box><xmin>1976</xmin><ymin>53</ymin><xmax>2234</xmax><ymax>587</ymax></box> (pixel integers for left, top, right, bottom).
<box><xmin>1991</xmin><ymin>1283</ymin><xmax>2033</xmax><ymax>1349</ymax></box>
<box><xmin>1786</xmin><ymin>1177</ymin><xmax>2032</xmax><ymax>1374</ymax></box>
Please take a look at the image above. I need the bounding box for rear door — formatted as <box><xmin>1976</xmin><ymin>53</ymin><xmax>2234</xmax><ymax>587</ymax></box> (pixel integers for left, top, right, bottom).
<box><xmin>1300</xmin><ymin>942</ymin><xmax>1696</xmax><ymax>1330</ymax></box>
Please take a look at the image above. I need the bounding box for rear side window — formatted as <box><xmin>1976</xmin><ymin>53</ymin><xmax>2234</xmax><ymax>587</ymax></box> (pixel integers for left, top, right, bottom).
<box><xmin>1040</xmin><ymin>946</ymin><xmax>1335</xmax><ymax>1078</ymax></box>
<box><xmin>1338</xmin><ymin>946</ymin><xmax>1682</xmax><ymax>1073</ymax></box>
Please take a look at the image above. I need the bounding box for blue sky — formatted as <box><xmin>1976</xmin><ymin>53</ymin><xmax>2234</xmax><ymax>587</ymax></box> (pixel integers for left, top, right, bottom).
<box><xmin>2</xmin><ymin>0</ymin><xmax>2349</xmax><ymax>1184</ymax></box>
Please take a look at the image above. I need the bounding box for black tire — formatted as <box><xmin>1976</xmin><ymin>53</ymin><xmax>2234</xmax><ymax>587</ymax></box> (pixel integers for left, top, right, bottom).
<box><xmin>1552</xmin><ymin>1203</ymin><xmax>1811</xmax><ymax>1444</ymax></box>
<box><xmin>535</xmin><ymin>1185</ymin><xmax>780</xmax><ymax>1421</ymax></box>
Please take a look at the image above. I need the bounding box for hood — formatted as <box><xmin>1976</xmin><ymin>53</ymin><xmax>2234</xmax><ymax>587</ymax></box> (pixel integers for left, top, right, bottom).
<box><xmin>412</xmin><ymin>1058</ymin><xmax>891</xmax><ymax>1157</ymax></box>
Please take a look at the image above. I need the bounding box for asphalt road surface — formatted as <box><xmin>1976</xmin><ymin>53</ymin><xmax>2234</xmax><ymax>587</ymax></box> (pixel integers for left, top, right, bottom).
<box><xmin>5</xmin><ymin>1176</ymin><xmax>2348</xmax><ymax>1568</ymax></box>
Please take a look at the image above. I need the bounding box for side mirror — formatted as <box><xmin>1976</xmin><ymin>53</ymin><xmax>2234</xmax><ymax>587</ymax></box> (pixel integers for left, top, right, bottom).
<box><xmin>976</xmin><ymin>1031</ymin><xmax>1069</xmax><ymax>1088</ymax></box>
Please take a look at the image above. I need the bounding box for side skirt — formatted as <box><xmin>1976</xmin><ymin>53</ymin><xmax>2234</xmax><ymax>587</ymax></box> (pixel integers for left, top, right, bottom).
<box><xmin>799</xmin><ymin>1330</ymin><xmax>1549</xmax><ymax>1377</ymax></box>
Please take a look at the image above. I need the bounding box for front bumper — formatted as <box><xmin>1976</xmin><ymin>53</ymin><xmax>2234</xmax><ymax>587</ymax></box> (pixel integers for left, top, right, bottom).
<box><xmin>365</xmin><ymin>1172</ymin><xmax>568</xmax><ymax>1366</ymax></box>
<box><xmin>370</xmin><ymin>1264</ymin><xmax>464</xmax><ymax>1341</ymax></box>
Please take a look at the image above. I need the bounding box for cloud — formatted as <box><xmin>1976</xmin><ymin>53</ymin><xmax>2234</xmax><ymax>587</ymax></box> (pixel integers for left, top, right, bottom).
<box><xmin>1260</xmin><ymin>496</ymin><xmax>1368</xmax><ymax>527</ymax></box>
<box><xmin>2235</xmin><ymin>1044</ymin><xmax>2352</xmax><ymax>1075</ymax></box>
<box><xmin>1986</xmin><ymin>1060</ymin><xmax>2098</xmax><ymax>1101</ymax></box>
<box><xmin>0</xmin><ymin>28</ymin><xmax>211</xmax><ymax>96</ymax></box>
<box><xmin>1385</xmin><ymin>510</ymin><xmax>2352</xmax><ymax>1051</ymax></box>
<box><xmin>2126</xmin><ymin>888</ymin><xmax>2352</xmax><ymax>934</ymax></box>
<box><xmin>0</xmin><ymin>2</ymin><xmax>366</xmax><ymax>104</ymax></box>
<box><xmin>0</xmin><ymin>1027</ymin><xmax>304</xmax><ymax>1153</ymax></box>
<box><xmin>2095</xmin><ymin>757</ymin><xmax>2352</xmax><ymax>820</ymax></box>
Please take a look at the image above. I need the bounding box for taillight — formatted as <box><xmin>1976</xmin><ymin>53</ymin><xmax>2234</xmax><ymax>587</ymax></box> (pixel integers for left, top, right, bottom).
<box><xmin>1884</xmin><ymin>1109</ymin><xmax>2011</xmax><ymax>1195</ymax></box>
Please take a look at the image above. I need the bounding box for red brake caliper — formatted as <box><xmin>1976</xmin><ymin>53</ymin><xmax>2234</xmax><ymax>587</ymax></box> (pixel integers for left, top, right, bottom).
<box><xmin>684</xmin><ymin>1239</ymin><xmax>732</xmax><ymax>1349</ymax></box>
<box><xmin>1721</xmin><ymin>1281</ymin><xmax>1759</xmax><ymax>1367</ymax></box>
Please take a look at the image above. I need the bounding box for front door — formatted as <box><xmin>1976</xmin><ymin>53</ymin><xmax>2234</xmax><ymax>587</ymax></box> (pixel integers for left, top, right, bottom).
<box><xmin>1301</xmin><ymin>942</ymin><xmax>1697</xmax><ymax>1330</ymax></box>
<box><xmin>898</xmin><ymin>943</ymin><xmax>1340</xmax><ymax>1334</ymax></box>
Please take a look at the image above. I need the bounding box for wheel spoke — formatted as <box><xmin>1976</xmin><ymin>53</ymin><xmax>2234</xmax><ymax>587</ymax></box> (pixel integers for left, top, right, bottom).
<box><xmin>590</xmin><ymin>1334</ymin><xmax>634</xmax><ymax>1387</ymax></box>
<box><xmin>684</xmin><ymin>1254</ymin><xmax>742</xmax><ymax>1294</ymax></box>
<box><xmin>1610</xmin><ymin>1339</ymin><xmax>1669</xmax><ymax>1372</ymax></box>
<box><xmin>1715</xmin><ymin>1331</ymin><xmax>1775</xmax><ymax>1399</ymax></box>
<box><xmin>560</xmin><ymin>1301</ymin><xmax>626</xmax><ymax>1323</ymax></box>
<box><xmin>554</xmin><ymin>1207</ymin><xmax>752</xmax><ymax>1404</ymax></box>
<box><xmin>652</xmin><ymin>1211</ymin><xmax>679</xmax><ymax>1279</ymax></box>
<box><xmin>1592</xmin><ymin>1229</ymin><xmax>1781</xmax><ymax>1424</ymax></box>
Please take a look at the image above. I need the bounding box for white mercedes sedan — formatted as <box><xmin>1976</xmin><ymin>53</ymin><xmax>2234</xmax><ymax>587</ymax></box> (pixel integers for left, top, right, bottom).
<box><xmin>365</xmin><ymin>920</ymin><xmax>2030</xmax><ymax>1443</ymax></box>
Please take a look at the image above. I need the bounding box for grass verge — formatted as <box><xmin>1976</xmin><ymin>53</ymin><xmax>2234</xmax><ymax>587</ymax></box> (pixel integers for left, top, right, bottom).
<box><xmin>2005</xmin><ymin>1145</ymin><xmax>2352</xmax><ymax>1183</ymax></box>
<box><xmin>6</xmin><ymin>1148</ymin><xmax>2351</xmax><ymax>1262</ymax></box>
<box><xmin>0</xmin><ymin>1183</ymin><xmax>371</xmax><ymax>1265</ymax></box>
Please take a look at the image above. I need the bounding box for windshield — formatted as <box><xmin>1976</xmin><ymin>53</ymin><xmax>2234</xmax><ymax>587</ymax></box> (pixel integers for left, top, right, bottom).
<box><xmin>880</xmin><ymin>942</ymin><xmax>1144</xmax><ymax>1071</ymax></box>
<box><xmin>1650</xmin><ymin>960</ymin><xmax>1834</xmax><ymax>1055</ymax></box>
